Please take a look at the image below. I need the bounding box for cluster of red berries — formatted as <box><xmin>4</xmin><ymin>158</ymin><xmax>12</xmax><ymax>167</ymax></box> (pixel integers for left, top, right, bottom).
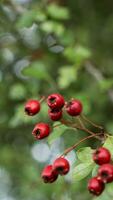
<box><xmin>25</xmin><ymin>93</ymin><xmax>83</xmax><ymax>140</ymax></box>
<box><xmin>88</xmin><ymin>147</ymin><xmax>113</xmax><ymax>196</ymax></box>
<box><xmin>24</xmin><ymin>93</ymin><xmax>113</xmax><ymax>196</ymax></box>
<box><xmin>41</xmin><ymin>157</ymin><xmax>70</xmax><ymax>183</ymax></box>
<box><xmin>24</xmin><ymin>93</ymin><xmax>83</xmax><ymax>182</ymax></box>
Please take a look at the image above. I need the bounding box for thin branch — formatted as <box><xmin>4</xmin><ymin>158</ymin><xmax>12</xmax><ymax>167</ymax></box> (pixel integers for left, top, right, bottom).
<box><xmin>81</xmin><ymin>114</ymin><xmax>104</xmax><ymax>131</ymax></box>
<box><xmin>61</xmin><ymin>133</ymin><xmax>103</xmax><ymax>156</ymax></box>
<box><xmin>39</xmin><ymin>96</ymin><xmax>46</xmax><ymax>103</ymax></box>
<box><xmin>60</xmin><ymin>118</ymin><xmax>102</xmax><ymax>140</ymax></box>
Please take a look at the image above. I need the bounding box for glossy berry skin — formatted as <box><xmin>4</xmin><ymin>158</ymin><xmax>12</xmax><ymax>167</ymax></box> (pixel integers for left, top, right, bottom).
<box><xmin>41</xmin><ymin>165</ymin><xmax>58</xmax><ymax>183</ymax></box>
<box><xmin>47</xmin><ymin>93</ymin><xmax>65</xmax><ymax>110</ymax></box>
<box><xmin>53</xmin><ymin>157</ymin><xmax>70</xmax><ymax>175</ymax></box>
<box><xmin>25</xmin><ymin>100</ymin><xmax>40</xmax><ymax>116</ymax></box>
<box><xmin>88</xmin><ymin>177</ymin><xmax>105</xmax><ymax>196</ymax></box>
<box><xmin>93</xmin><ymin>147</ymin><xmax>111</xmax><ymax>165</ymax></box>
<box><xmin>98</xmin><ymin>164</ymin><xmax>113</xmax><ymax>183</ymax></box>
<box><xmin>32</xmin><ymin>123</ymin><xmax>51</xmax><ymax>140</ymax></box>
<box><xmin>48</xmin><ymin>109</ymin><xmax>62</xmax><ymax>121</ymax></box>
<box><xmin>65</xmin><ymin>99</ymin><xmax>82</xmax><ymax>116</ymax></box>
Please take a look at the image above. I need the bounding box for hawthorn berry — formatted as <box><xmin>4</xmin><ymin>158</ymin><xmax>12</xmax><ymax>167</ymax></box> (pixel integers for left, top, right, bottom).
<box><xmin>48</xmin><ymin>109</ymin><xmax>62</xmax><ymax>121</ymax></box>
<box><xmin>93</xmin><ymin>147</ymin><xmax>111</xmax><ymax>165</ymax></box>
<box><xmin>47</xmin><ymin>93</ymin><xmax>65</xmax><ymax>109</ymax></box>
<box><xmin>32</xmin><ymin>123</ymin><xmax>51</xmax><ymax>139</ymax></box>
<box><xmin>25</xmin><ymin>100</ymin><xmax>40</xmax><ymax>116</ymax></box>
<box><xmin>65</xmin><ymin>99</ymin><xmax>83</xmax><ymax>116</ymax></box>
<box><xmin>41</xmin><ymin>165</ymin><xmax>58</xmax><ymax>183</ymax></box>
<box><xmin>88</xmin><ymin>177</ymin><xmax>105</xmax><ymax>196</ymax></box>
<box><xmin>53</xmin><ymin>157</ymin><xmax>70</xmax><ymax>175</ymax></box>
<box><xmin>98</xmin><ymin>164</ymin><xmax>113</xmax><ymax>183</ymax></box>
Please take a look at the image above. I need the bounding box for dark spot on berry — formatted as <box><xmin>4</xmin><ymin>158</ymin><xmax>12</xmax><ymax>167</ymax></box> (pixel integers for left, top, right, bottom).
<box><xmin>101</xmin><ymin>171</ymin><xmax>108</xmax><ymax>178</ymax></box>
<box><xmin>57</xmin><ymin>167</ymin><xmax>63</xmax><ymax>173</ymax></box>
<box><xmin>95</xmin><ymin>150</ymin><xmax>100</xmax><ymax>155</ymax></box>
<box><xmin>43</xmin><ymin>176</ymin><xmax>49</xmax><ymax>183</ymax></box>
<box><xmin>35</xmin><ymin>129</ymin><xmax>40</xmax><ymax>136</ymax></box>
<box><xmin>25</xmin><ymin>108</ymin><xmax>33</xmax><ymax>116</ymax></box>
<box><xmin>49</xmin><ymin>97</ymin><xmax>56</xmax><ymax>104</ymax></box>
<box><xmin>50</xmin><ymin>108</ymin><xmax>61</xmax><ymax>113</ymax></box>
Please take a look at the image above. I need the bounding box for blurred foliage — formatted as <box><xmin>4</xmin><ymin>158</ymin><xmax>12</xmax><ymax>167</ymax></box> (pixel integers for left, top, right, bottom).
<box><xmin>0</xmin><ymin>0</ymin><xmax>113</xmax><ymax>200</ymax></box>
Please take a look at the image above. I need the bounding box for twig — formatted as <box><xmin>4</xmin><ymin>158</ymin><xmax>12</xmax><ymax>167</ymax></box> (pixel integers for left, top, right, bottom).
<box><xmin>60</xmin><ymin>118</ymin><xmax>102</xmax><ymax>140</ymax></box>
<box><xmin>61</xmin><ymin>133</ymin><xmax>103</xmax><ymax>156</ymax></box>
<box><xmin>81</xmin><ymin>114</ymin><xmax>104</xmax><ymax>131</ymax></box>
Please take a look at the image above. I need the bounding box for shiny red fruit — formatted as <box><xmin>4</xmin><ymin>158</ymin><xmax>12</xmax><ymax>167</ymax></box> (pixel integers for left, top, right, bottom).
<box><xmin>65</xmin><ymin>99</ymin><xmax>83</xmax><ymax>116</ymax></box>
<box><xmin>48</xmin><ymin>109</ymin><xmax>62</xmax><ymax>121</ymax></box>
<box><xmin>47</xmin><ymin>93</ymin><xmax>65</xmax><ymax>109</ymax></box>
<box><xmin>98</xmin><ymin>164</ymin><xmax>113</xmax><ymax>183</ymax></box>
<box><xmin>53</xmin><ymin>157</ymin><xmax>70</xmax><ymax>175</ymax></box>
<box><xmin>32</xmin><ymin>123</ymin><xmax>51</xmax><ymax>139</ymax></box>
<box><xmin>41</xmin><ymin>165</ymin><xmax>58</xmax><ymax>183</ymax></box>
<box><xmin>25</xmin><ymin>100</ymin><xmax>40</xmax><ymax>116</ymax></box>
<box><xmin>88</xmin><ymin>177</ymin><xmax>105</xmax><ymax>196</ymax></box>
<box><xmin>93</xmin><ymin>147</ymin><xmax>111</xmax><ymax>165</ymax></box>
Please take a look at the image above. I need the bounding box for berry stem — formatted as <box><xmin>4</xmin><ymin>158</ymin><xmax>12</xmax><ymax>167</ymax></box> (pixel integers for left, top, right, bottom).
<box><xmin>81</xmin><ymin>114</ymin><xmax>104</xmax><ymax>131</ymax></box>
<box><xmin>61</xmin><ymin>133</ymin><xmax>104</xmax><ymax>156</ymax></box>
<box><xmin>53</xmin><ymin>123</ymin><xmax>63</xmax><ymax>128</ymax></box>
<box><xmin>60</xmin><ymin>118</ymin><xmax>102</xmax><ymax>140</ymax></box>
<box><xmin>77</xmin><ymin>116</ymin><xmax>86</xmax><ymax>129</ymax></box>
<box><xmin>39</xmin><ymin>96</ymin><xmax>46</xmax><ymax>103</ymax></box>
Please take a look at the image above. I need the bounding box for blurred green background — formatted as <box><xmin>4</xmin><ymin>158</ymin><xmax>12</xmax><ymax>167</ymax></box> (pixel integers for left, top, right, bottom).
<box><xmin>1</xmin><ymin>0</ymin><xmax>113</xmax><ymax>199</ymax></box>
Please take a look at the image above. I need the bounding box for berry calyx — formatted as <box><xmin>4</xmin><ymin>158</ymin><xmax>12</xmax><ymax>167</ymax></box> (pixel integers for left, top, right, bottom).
<box><xmin>93</xmin><ymin>147</ymin><xmax>111</xmax><ymax>165</ymax></box>
<box><xmin>32</xmin><ymin>123</ymin><xmax>51</xmax><ymax>139</ymax></box>
<box><xmin>41</xmin><ymin>165</ymin><xmax>58</xmax><ymax>183</ymax></box>
<box><xmin>65</xmin><ymin>99</ymin><xmax>83</xmax><ymax>116</ymax></box>
<box><xmin>25</xmin><ymin>100</ymin><xmax>40</xmax><ymax>116</ymax></box>
<box><xmin>88</xmin><ymin>177</ymin><xmax>105</xmax><ymax>196</ymax></box>
<box><xmin>48</xmin><ymin>109</ymin><xmax>62</xmax><ymax>121</ymax></box>
<box><xmin>47</xmin><ymin>93</ymin><xmax>65</xmax><ymax>109</ymax></box>
<box><xmin>98</xmin><ymin>164</ymin><xmax>113</xmax><ymax>183</ymax></box>
<box><xmin>53</xmin><ymin>157</ymin><xmax>70</xmax><ymax>175</ymax></box>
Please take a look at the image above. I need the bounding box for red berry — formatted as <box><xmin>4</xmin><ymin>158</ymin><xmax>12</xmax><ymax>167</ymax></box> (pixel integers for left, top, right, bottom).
<box><xmin>98</xmin><ymin>164</ymin><xmax>113</xmax><ymax>183</ymax></box>
<box><xmin>47</xmin><ymin>93</ymin><xmax>65</xmax><ymax>109</ymax></box>
<box><xmin>41</xmin><ymin>165</ymin><xmax>58</xmax><ymax>183</ymax></box>
<box><xmin>53</xmin><ymin>157</ymin><xmax>70</xmax><ymax>175</ymax></box>
<box><xmin>93</xmin><ymin>147</ymin><xmax>111</xmax><ymax>165</ymax></box>
<box><xmin>88</xmin><ymin>177</ymin><xmax>105</xmax><ymax>196</ymax></box>
<box><xmin>25</xmin><ymin>100</ymin><xmax>40</xmax><ymax>116</ymax></box>
<box><xmin>32</xmin><ymin>123</ymin><xmax>51</xmax><ymax>139</ymax></box>
<box><xmin>48</xmin><ymin>109</ymin><xmax>62</xmax><ymax>121</ymax></box>
<box><xmin>65</xmin><ymin>99</ymin><xmax>82</xmax><ymax>116</ymax></box>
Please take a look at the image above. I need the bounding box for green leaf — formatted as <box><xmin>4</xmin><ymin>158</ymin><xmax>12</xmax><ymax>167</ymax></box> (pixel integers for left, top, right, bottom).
<box><xmin>58</xmin><ymin>66</ymin><xmax>77</xmax><ymax>89</ymax></box>
<box><xmin>47</xmin><ymin>4</ymin><xmax>69</xmax><ymax>20</ymax></box>
<box><xmin>103</xmin><ymin>135</ymin><xmax>113</xmax><ymax>155</ymax></box>
<box><xmin>77</xmin><ymin>147</ymin><xmax>93</xmax><ymax>163</ymax></box>
<box><xmin>64</xmin><ymin>45</ymin><xmax>91</xmax><ymax>64</ymax></box>
<box><xmin>16</xmin><ymin>11</ymin><xmax>37</xmax><ymax>29</ymax></box>
<box><xmin>48</xmin><ymin>123</ymin><xmax>69</xmax><ymax>145</ymax></box>
<box><xmin>72</xmin><ymin>163</ymin><xmax>94</xmax><ymax>182</ymax></box>
<box><xmin>16</xmin><ymin>10</ymin><xmax>47</xmax><ymax>29</ymax></box>
<box><xmin>22</xmin><ymin>61</ymin><xmax>50</xmax><ymax>80</ymax></box>
<box><xmin>40</xmin><ymin>21</ymin><xmax>64</xmax><ymax>36</ymax></box>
